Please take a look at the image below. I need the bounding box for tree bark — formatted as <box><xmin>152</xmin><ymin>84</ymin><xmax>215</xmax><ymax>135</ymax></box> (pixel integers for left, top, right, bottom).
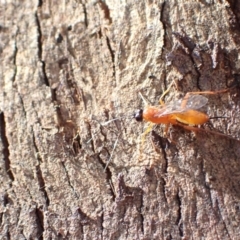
<box><xmin>1</xmin><ymin>0</ymin><xmax>240</xmax><ymax>239</ymax></box>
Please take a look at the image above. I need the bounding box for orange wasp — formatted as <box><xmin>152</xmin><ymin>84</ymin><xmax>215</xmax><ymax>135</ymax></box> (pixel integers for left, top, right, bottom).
<box><xmin>134</xmin><ymin>81</ymin><xmax>237</xmax><ymax>140</ymax></box>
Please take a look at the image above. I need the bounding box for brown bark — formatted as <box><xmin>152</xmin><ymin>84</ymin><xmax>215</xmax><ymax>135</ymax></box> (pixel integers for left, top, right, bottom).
<box><xmin>1</xmin><ymin>0</ymin><xmax>240</xmax><ymax>239</ymax></box>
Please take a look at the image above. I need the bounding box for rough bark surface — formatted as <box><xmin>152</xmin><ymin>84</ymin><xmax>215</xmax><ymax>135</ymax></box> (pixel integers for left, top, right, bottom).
<box><xmin>1</xmin><ymin>0</ymin><xmax>240</xmax><ymax>239</ymax></box>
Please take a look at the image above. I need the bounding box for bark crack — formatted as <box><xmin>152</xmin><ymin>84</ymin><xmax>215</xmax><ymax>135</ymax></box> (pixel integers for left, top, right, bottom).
<box><xmin>150</xmin><ymin>131</ymin><xmax>169</xmax><ymax>200</ymax></box>
<box><xmin>18</xmin><ymin>93</ymin><xmax>27</xmax><ymax>118</ymax></box>
<box><xmin>0</xmin><ymin>112</ymin><xmax>14</xmax><ymax>181</ymax></box>
<box><xmin>176</xmin><ymin>190</ymin><xmax>183</xmax><ymax>237</ymax></box>
<box><xmin>216</xmin><ymin>198</ymin><xmax>231</xmax><ymax>240</ymax></box>
<box><xmin>151</xmin><ymin>131</ymin><xmax>169</xmax><ymax>174</ymax></box>
<box><xmin>140</xmin><ymin>192</ymin><xmax>144</xmax><ymax>234</ymax></box>
<box><xmin>226</xmin><ymin>1</ymin><xmax>240</xmax><ymax>30</ymax></box>
<box><xmin>82</xmin><ymin>3</ymin><xmax>88</xmax><ymax>27</ymax></box>
<box><xmin>61</xmin><ymin>162</ymin><xmax>79</xmax><ymax>199</ymax></box>
<box><xmin>159</xmin><ymin>1</ymin><xmax>167</xmax><ymax>49</ymax></box>
<box><xmin>6</xmin><ymin>230</ymin><xmax>10</xmax><ymax>240</ymax></box>
<box><xmin>51</xmin><ymin>88</ymin><xmax>64</xmax><ymax>127</ymax></box>
<box><xmin>172</xmin><ymin>31</ymin><xmax>201</xmax><ymax>90</ymax></box>
<box><xmin>106</xmin><ymin>36</ymin><xmax>116</xmax><ymax>80</ymax></box>
<box><xmin>16</xmin><ymin>206</ymin><xmax>22</xmax><ymax>230</ymax></box>
<box><xmin>86</xmin><ymin>121</ymin><xmax>95</xmax><ymax>153</ymax></box>
<box><xmin>35</xmin><ymin>9</ymin><xmax>50</xmax><ymax>86</ymax></box>
<box><xmin>38</xmin><ymin>0</ymin><xmax>43</xmax><ymax>7</ymax></box>
<box><xmin>12</xmin><ymin>28</ymin><xmax>19</xmax><ymax>83</ymax></box>
<box><xmin>3</xmin><ymin>192</ymin><xmax>10</xmax><ymax>206</ymax></box>
<box><xmin>86</xmin><ymin>121</ymin><xmax>116</xmax><ymax>201</ymax></box>
<box><xmin>36</xmin><ymin>207</ymin><xmax>44</xmax><ymax>240</ymax></box>
<box><xmin>32</xmin><ymin>131</ymin><xmax>50</xmax><ymax>207</ymax></box>
<box><xmin>20</xmin><ymin>230</ymin><xmax>27</xmax><ymax>240</ymax></box>
<box><xmin>97</xmin><ymin>0</ymin><xmax>112</xmax><ymax>24</ymax></box>
<box><xmin>100</xmin><ymin>208</ymin><xmax>104</xmax><ymax>237</ymax></box>
<box><xmin>97</xmin><ymin>154</ymin><xmax>116</xmax><ymax>201</ymax></box>
<box><xmin>161</xmin><ymin>176</ymin><xmax>167</xmax><ymax>202</ymax></box>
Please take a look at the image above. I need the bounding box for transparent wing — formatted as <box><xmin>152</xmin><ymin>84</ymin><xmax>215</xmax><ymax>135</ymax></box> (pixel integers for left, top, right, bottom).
<box><xmin>183</xmin><ymin>94</ymin><xmax>208</xmax><ymax>109</ymax></box>
<box><xmin>156</xmin><ymin>94</ymin><xmax>208</xmax><ymax>116</ymax></box>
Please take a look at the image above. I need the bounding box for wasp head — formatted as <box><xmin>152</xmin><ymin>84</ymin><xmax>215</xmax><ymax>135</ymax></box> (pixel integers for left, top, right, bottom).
<box><xmin>134</xmin><ymin>109</ymin><xmax>143</xmax><ymax>122</ymax></box>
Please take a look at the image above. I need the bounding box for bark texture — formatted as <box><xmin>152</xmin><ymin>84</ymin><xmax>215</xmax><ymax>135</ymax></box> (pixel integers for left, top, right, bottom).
<box><xmin>1</xmin><ymin>0</ymin><xmax>240</xmax><ymax>239</ymax></box>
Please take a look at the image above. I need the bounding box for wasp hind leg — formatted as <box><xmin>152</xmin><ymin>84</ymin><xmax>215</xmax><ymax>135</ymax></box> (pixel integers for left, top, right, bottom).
<box><xmin>181</xmin><ymin>87</ymin><xmax>232</xmax><ymax>108</ymax></box>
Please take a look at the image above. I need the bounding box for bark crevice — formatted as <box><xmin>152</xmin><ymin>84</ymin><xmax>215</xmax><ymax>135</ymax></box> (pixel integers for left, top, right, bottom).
<box><xmin>32</xmin><ymin>131</ymin><xmax>50</xmax><ymax>207</ymax></box>
<box><xmin>0</xmin><ymin>113</ymin><xmax>14</xmax><ymax>181</ymax></box>
<box><xmin>35</xmin><ymin>11</ymin><xmax>50</xmax><ymax>87</ymax></box>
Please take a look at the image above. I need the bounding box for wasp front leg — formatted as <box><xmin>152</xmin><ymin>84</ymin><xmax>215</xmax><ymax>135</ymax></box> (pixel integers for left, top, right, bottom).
<box><xmin>159</xmin><ymin>80</ymin><xmax>176</xmax><ymax>106</ymax></box>
<box><xmin>141</xmin><ymin>122</ymin><xmax>154</xmax><ymax>144</ymax></box>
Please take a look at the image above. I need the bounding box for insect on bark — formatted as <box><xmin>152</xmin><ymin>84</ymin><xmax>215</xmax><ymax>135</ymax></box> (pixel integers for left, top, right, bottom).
<box><xmin>134</xmin><ymin>80</ymin><xmax>238</xmax><ymax>141</ymax></box>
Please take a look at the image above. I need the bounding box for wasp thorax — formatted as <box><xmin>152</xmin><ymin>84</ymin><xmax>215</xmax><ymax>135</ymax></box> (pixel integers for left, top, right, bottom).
<box><xmin>134</xmin><ymin>109</ymin><xmax>143</xmax><ymax>122</ymax></box>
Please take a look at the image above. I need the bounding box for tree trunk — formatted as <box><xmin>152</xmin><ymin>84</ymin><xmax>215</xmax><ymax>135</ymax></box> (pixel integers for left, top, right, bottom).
<box><xmin>1</xmin><ymin>0</ymin><xmax>240</xmax><ymax>239</ymax></box>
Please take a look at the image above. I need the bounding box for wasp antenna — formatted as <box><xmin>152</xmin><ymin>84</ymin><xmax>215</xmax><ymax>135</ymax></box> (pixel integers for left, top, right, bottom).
<box><xmin>100</xmin><ymin>113</ymin><xmax>135</xmax><ymax>126</ymax></box>
<box><xmin>139</xmin><ymin>91</ymin><xmax>149</xmax><ymax>106</ymax></box>
<box><xmin>104</xmin><ymin>135</ymin><xmax>119</xmax><ymax>171</ymax></box>
<box><xmin>209</xmin><ymin>116</ymin><xmax>228</xmax><ymax>120</ymax></box>
<box><xmin>101</xmin><ymin>118</ymin><xmax>121</xmax><ymax>126</ymax></box>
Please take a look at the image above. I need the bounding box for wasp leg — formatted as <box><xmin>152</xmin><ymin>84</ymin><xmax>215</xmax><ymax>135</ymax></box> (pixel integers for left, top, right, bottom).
<box><xmin>159</xmin><ymin>80</ymin><xmax>176</xmax><ymax>105</ymax></box>
<box><xmin>138</xmin><ymin>122</ymin><xmax>154</xmax><ymax>160</ymax></box>
<box><xmin>176</xmin><ymin>123</ymin><xmax>239</xmax><ymax>141</ymax></box>
<box><xmin>181</xmin><ymin>88</ymin><xmax>231</xmax><ymax>108</ymax></box>
<box><xmin>141</xmin><ymin>122</ymin><xmax>154</xmax><ymax>143</ymax></box>
<box><xmin>163</xmin><ymin>124</ymin><xmax>170</xmax><ymax>137</ymax></box>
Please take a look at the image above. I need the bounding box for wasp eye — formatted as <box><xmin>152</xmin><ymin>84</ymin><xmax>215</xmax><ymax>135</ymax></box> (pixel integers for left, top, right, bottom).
<box><xmin>134</xmin><ymin>109</ymin><xmax>143</xmax><ymax>122</ymax></box>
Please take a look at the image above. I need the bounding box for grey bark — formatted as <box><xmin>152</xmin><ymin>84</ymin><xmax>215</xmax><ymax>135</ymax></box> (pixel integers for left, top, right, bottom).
<box><xmin>1</xmin><ymin>0</ymin><xmax>240</xmax><ymax>239</ymax></box>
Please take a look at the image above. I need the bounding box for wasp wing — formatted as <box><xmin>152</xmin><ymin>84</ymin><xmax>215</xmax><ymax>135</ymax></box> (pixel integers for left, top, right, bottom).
<box><xmin>156</xmin><ymin>95</ymin><xmax>208</xmax><ymax>116</ymax></box>
<box><xmin>183</xmin><ymin>94</ymin><xmax>208</xmax><ymax>109</ymax></box>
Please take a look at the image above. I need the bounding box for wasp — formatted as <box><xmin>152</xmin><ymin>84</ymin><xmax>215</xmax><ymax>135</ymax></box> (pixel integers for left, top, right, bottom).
<box><xmin>134</xmin><ymin>81</ymin><xmax>238</xmax><ymax>140</ymax></box>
